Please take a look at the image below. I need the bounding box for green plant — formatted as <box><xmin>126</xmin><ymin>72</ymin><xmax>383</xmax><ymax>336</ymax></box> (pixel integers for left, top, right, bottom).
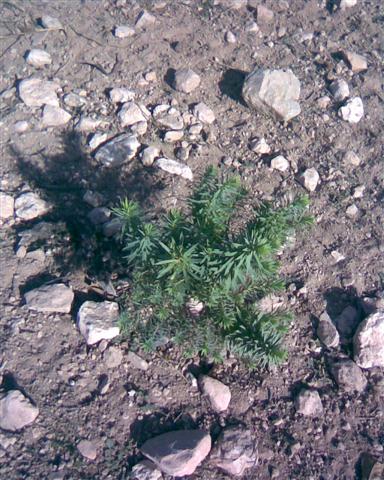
<box><xmin>114</xmin><ymin>166</ymin><xmax>313</xmax><ymax>368</ymax></box>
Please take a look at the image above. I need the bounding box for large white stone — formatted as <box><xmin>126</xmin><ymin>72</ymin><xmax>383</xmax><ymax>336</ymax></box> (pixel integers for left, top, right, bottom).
<box><xmin>354</xmin><ymin>311</ymin><xmax>384</xmax><ymax>368</ymax></box>
<box><xmin>300</xmin><ymin>168</ymin><xmax>319</xmax><ymax>192</ymax></box>
<box><xmin>118</xmin><ymin>101</ymin><xmax>147</xmax><ymax>127</ymax></box>
<box><xmin>173</xmin><ymin>69</ymin><xmax>201</xmax><ymax>93</ymax></box>
<box><xmin>41</xmin><ymin>105</ymin><xmax>71</xmax><ymax>127</ymax></box>
<box><xmin>109</xmin><ymin>87</ymin><xmax>135</xmax><ymax>103</ymax></box>
<box><xmin>24</xmin><ymin>283</ymin><xmax>74</xmax><ymax>313</ymax></box>
<box><xmin>339</xmin><ymin>97</ymin><xmax>364</xmax><ymax>123</ymax></box>
<box><xmin>95</xmin><ymin>134</ymin><xmax>140</xmax><ymax>167</ymax></box>
<box><xmin>193</xmin><ymin>102</ymin><xmax>215</xmax><ymax>124</ymax></box>
<box><xmin>77</xmin><ymin>301</ymin><xmax>120</xmax><ymax>345</ymax></box>
<box><xmin>25</xmin><ymin>49</ymin><xmax>52</xmax><ymax>67</ymax></box>
<box><xmin>18</xmin><ymin>78</ymin><xmax>59</xmax><ymax>107</ymax></box>
<box><xmin>0</xmin><ymin>390</ymin><xmax>39</xmax><ymax>431</ymax></box>
<box><xmin>155</xmin><ymin>157</ymin><xmax>193</xmax><ymax>180</ymax></box>
<box><xmin>15</xmin><ymin>192</ymin><xmax>50</xmax><ymax>220</ymax></box>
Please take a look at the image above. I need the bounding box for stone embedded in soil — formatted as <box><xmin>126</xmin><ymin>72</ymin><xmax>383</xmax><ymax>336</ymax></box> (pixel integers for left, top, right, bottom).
<box><xmin>95</xmin><ymin>134</ymin><xmax>140</xmax><ymax>167</ymax></box>
<box><xmin>155</xmin><ymin>157</ymin><xmax>193</xmax><ymax>180</ymax></box>
<box><xmin>153</xmin><ymin>106</ymin><xmax>184</xmax><ymax>130</ymax></box>
<box><xmin>225</xmin><ymin>31</ymin><xmax>237</xmax><ymax>43</ymax></box>
<box><xmin>75</xmin><ymin>116</ymin><xmax>102</xmax><ymax>132</ymax></box>
<box><xmin>294</xmin><ymin>388</ymin><xmax>323</xmax><ymax>417</ymax></box>
<box><xmin>14</xmin><ymin>120</ymin><xmax>30</xmax><ymax>133</ymax></box>
<box><xmin>77</xmin><ymin>301</ymin><xmax>120</xmax><ymax>345</ymax></box>
<box><xmin>109</xmin><ymin>87</ymin><xmax>135</xmax><ymax>103</ymax></box>
<box><xmin>210</xmin><ymin>425</ymin><xmax>257</xmax><ymax>476</ymax></box>
<box><xmin>15</xmin><ymin>192</ymin><xmax>50</xmax><ymax>220</ymax></box>
<box><xmin>0</xmin><ymin>193</ymin><xmax>14</xmax><ymax>220</ymax></box>
<box><xmin>104</xmin><ymin>346</ymin><xmax>123</xmax><ymax>369</ymax></box>
<box><xmin>353</xmin><ymin>310</ymin><xmax>384</xmax><ymax>368</ymax></box>
<box><xmin>126</xmin><ymin>351</ymin><xmax>149</xmax><ymax>371</ymax></box>
<box><xmin>77</xmin><ymin>439</ymin><xmax>98</xmax><ymax>460</ymax></box>
<box><xmin>353</xmin><ymin>185</ymin><xmax>365</xmax><ymax>198</ymax></box>
<box><xmin>88</xmin><ymin>132</ymin><xmax>108</xmax><ymax>150</ymax></box>
<box><xmin>344</xmin><ymin>150</ymin><xmax>361</xmax><ymax>166</ymax></box>
<box><xmin>25</xmin><ymin>49</ymin><xmax>52</xmax><ymax>67</ymax></box>
<box><xmin>41</xmin><ymin>105</ymin><xmax>71</xmax><ymax>127</ymax></box>
<box><xmin>199</xmin><ymin>375</ymin><xmax>231</xmax><ymax>412</ymax></box>
<box><xmin>0</xmin><ymin>390</ymin><xmax>39</xmax><ymax>431</ymax></box>
<box><xmin>339</xmin><ymin>97</ymin><xmax>364</xmax><ymax>123</ymax></box>
<box><xmin>40</xmin><ymin>15</ymin><xmax>63</xmax><ymax>30</ymax></box>
<box><xmin>329</xmin><ymin>79</ymin><xmax>350</xmax><ymax>102</ymax></box>
<box><xmin>63</xmin><ymin>92</ymin><xmax>87</xmax><ymax>108</ymax></box>
<box><xmin>242</xmin><ymin>68</ymin><xmax>301</xmax><ymax>121</ymax></box>
<box><xmin>135</xmin><ymin>10</ymin><xmax>156</xmax><ymax>29</ymax></box>
<box><xmin>164</xmin><ymin>130</ymin><xmax>184</xmax><ymax>143</ymax></box>
<box><xmin>300</xmin><ymin>168</ymin><xmax>319</xmax><ymax>192</ymax></box>
<box><xmin>346</xmin><ymin>203</ymin><xmax>358</xmax><ymax>218</ymax></box>
<box><xmin>334</xmin><ymin>305</ymin><xmax>360</xmax><ymax>338</ymax></box>
<box><xmin>24</xmin><ymin>283</ymin><xmax>74</xmax><ymax>313</ymax></box>
<box><xmin>103</xmin><ymin>218</ymin><xmax>123</xmax><ymax>237</ymax></box>
<box><xmin>249</xmin><ymin>137</ymin><xmax>271</xmax><ymax>154</ymax></box>
<box><xmin>114</xmin><ymin>25</ymin><xmax>135</xmax><ymax>38</ymax></box>
<box><xmin>193</xmin><ymin>102</ymin><xmax>215</xmax><ymax>124</ymax></box>
<box><xmin>317</xmin><ymin>311</ymin><xmax>340</xmax><ymax>348</ymax></box>
<box><xmin>83</xmin><ymin>190</ymin><xmax>105</xmax><ymax>208</ymax></box>
<box><xmin>118</xmin><ymin>101</ymin><xmax>148</xmax><ymax>127</ymax></box>
<box><xmin>141</xmin><ymin>146</ymin><xmax>159</xmax><ymax>167</ymax></box>
<box><xmin>130</xmin><ymin>460</ymin><xmax>162</xmax><ymax>480</ymax></box>
<box><xmin>141</xmin><ymin>430</ymin><xmax>211</xmax><ymax>476</ymax></box>
<box><xmin>329</xmin><ymin>358</ymin><xmax>367</xmax><ymax>392</ymax></box>
<box><xmin>173</xmin><ymin>69</ymin><xmax>201</xmax><ymax>93</ymax></box>
<box><xmin>88</xmin><ymin>207</ymin><xmax>111</xmax><ymax>225</ymax></box>
<box><xmin>271</xmin><ymin>155</ymin><xmax>289</xmax><ymax>172</ymax></box>
<box><xmin>342</xmin><ymin>51</ymin><xmax>368</xmax><ymax>73</ymax></box>
<box><xmin>18</xmin><ymin>78</ymin><xmax>59</xmax><ymax>107</ymax></box>
<box><xmin>257</xmin><ymin>5</ymin><xmax>274</xmax><ymax>23</ymax></box>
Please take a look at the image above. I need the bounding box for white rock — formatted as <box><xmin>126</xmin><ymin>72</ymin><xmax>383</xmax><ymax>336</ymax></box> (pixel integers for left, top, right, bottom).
<box><xmin>353</xmin><ymin>185</ymin><xmax>365</xmax><ymax>198</ymax></box>
<box><xmin>331</xmin><ymin>250</ymin><xmax>345</xmax><ymax>264</ymax></box>
<box><xmin>104</xmin><ymin>346</ymin><xmax>123</xmax><ymax>368</ymax></box>
<box><xmin>344</xmin><ymin>150</ymin><xmax>361</xmax><ymax>166</ymax></box>
<box><xmin>40</xmin><ymin>15</ymin><xmax>63</xmax><ymax>30</ymax></box>
<box><xmin>24</xmin><ymin>283</ymin><xmax>74</xmax><ymax>313</ymax></box>
<box><xmin>0</xmin><ymin>193</ymin><xmax>14</xmax><ymax>219</ymax></box>
<box><xmin>109</xmin><ymin>87</ymin><xmax>135</xmax><ymax>103</ymax></box>
<box><xmin>77</xmin><ymin>440</ymin><xmax>98</xmax><ymax>460</ymax></box>
<box><xmin>127</xmin><ymin>351</ymin><xmax>149</xmax><ymax>371</ymax></box>
<box><xmin>193</xmin><ymin>102</ymin><xmax>215</xmax><ymax>124</ymax></box>
<box><xmin>118</xmin><ymin>101</ymin><xmax>147</xmax><ymax>127</ymax></box>
<box><xmin>329</xmin><ymin>79</ymin><xmax>350</xmax><ymax>102</ymax></box>
<box><xmin>354</xmin><ymin>311</ymin><xmax>384</xmax><ymax>368</ymax></box>
<box><xmin>75</xmin><ymin>116</ymin><xmax>102</xmax><ymax>132</ymax></box>
<box><xmin>346</xmin><ymin>204</ymin><xmax>358</xmax><ymax>217</ymax></box>
<box><xmin>18</xmin><ymin>78</ymin><xmax>59</xmax><ymax>107</ymax></box>
<box><xmin>26</xmin><ymin>49</ymin><xmax>52</xmax><ymax>67</ymax></box>
<box><xmin>294</xmin><ymin>388</ymin><xmax>323</xmax><ymax>417</ymax></box>
<box><xmin>130</xmin><ymin>460</ymin><xmax>162</xmax><ymax>480</ymax></box>
<box><xmin>173</xmin><ymin>69</ymin><xmax>201</xmax><ymax>93</ymax></box>
<box><xmin>77</xmin><ymin>301</ymin><xmax>120</xmax><ymax>345</ymax></box>
<box><xmin>329</xmin><ymin>358</ymin><xmax>367</xmax><ymax>392</ymax></box>
<box><xmin>300</xmin><ymin>168</ymin><xmax>319</xmax><ymax>192</ymax></box>
<box><xmin>342</xmin><ymin>51</ymin><xmax>367</xmax><ymax>73</ymax></box>
<box><xmin>88</xmin><ymin>132</ymin><xmax>108</xmax><ymax>150</ymax></box>
<box><xmin>242</xmin><ymin>68</ymin><xmax>301</xmax><ymax>121</ymax></box>
<box><xmin>14</xmin><ymin>120</ymin><xmax>30</xmax><ymax>132</ymax></box>
<box><xmin>153</xmin><ymin>106</ymin><xmax>184</xmax><ymax>130</ymax></box>
<box><xmin>15</xmin><ymin>192</ymin><xmax>50</xmax><ymax>220</ymax></box>
<box><xmin>225</xmin><ymin>31</ymin><xmax>237</xmax><ymax>43</ymax></box>
<box><xmin>63</xmin><ymin>92</ymin><xmax>87</xmax><ymax>108</ymax></box>
<box><xmin>155</xmin><ymin>157</ymin><xmax>193</xmax><ymax>180</ymax></box>
<box><xmin>339</xmin><ymin>97</ymin><xmax>364</xmax><ymax>123</ymax></box>
<box><xmin>141</xmin><ymin>146</ymin><xmax>159</xmax><ymax>167</ymax></box>
<box><xmin>135</xmin><ymin>10</ymin><xmax>156</xmax><ymax>29</ymax></box>
<box><xmin>249</xmin><ymin>137</ymin><xmax>271</xmax><ymax>154</ymax></box>
<box><xmin>339</xmin><ymin>0</ymin><xmax>357</xmax><ymax>8</ymax></box>
<box><xmin>199</xmin><ymin>375</ymin><xmax>231</xmax><ymax>412</ymax></box>
<box><xmin>245</xmin><ymin>20</ymin><xmax>260</xmax><ymax>33</ymax></box>
<box><xmin>114</xmin><ymin>25</ymin><xmax>135</xmax><ymax>38</ymax></box>
<box><xmin>164</xmin><ymin>130</ymin><xmax>183</xmax><ymax>143</ymax></box>
<box><xmin>271</xmin><ymin>155</ymin><xmax>289</xmax><ymax>172</ymax></box>
<box><xmin>0</xmin><ymin>390</ymin><xmax>39</xmax><ymax>431</ymax></box>
<box><xmin>95</xmin><ymin>134</ymin><xmax>140</xmax><ymax>167</ymax></box>
<box><xmin>41</xmin><ymin>105</ymin><xmax>71</xmax><ymax>127</ymax></box>
<box><xmin>130</xmin><ymin>120</ymin><xmax>148</xmax><ymax>136</ymax></box>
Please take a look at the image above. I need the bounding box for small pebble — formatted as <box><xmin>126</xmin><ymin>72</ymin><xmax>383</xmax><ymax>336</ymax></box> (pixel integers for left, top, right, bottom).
<box><xmin>346</xmin><ymin>204</ymin><xmax>358</xmax><ymax>217</ymax></box>
<box><xmin>25</xmin><ymin>49</ymin><xmax>52</xmax><ymax>67</ymax></box>
<box><xmin>339</xmin><ymin>97</ymin><xmax>364</xmax><ymax>123</ymax></box>
<box><xmin>114</xmin><ymin>25</ymin><xmax>135</xmax><ymax>38</ymax></box>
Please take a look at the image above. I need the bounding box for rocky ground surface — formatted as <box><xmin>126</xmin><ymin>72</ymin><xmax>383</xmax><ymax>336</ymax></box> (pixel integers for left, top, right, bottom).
<box><xmin>0</xmin><ymin>0</ymin><xmax>383</xmax><ymax>479</ymax></box>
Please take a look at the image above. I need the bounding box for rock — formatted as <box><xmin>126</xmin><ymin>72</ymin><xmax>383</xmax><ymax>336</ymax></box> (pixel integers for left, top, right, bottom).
<box><xmin>317</xmin><ymin>95</ymin><xmax>331</xmax><ymax>109</ymax></box>
<box><xmin>225</xmin><ymin>31</ymin><xmax>237</xmax><ymax>43</ymax></box>
<box><xmin>119</xmin><ymin>101</ymin><xmax>148</xmax><ymax>127</ymax></box>
<box><xmin>164</xmin><ymin>130</ymin><xmax>183</xmax><ymax>143</ymax></box>
<box><xmin>114</xmin><ymin>25</ymin><xmax>135</xmax><ymax>38</ymax></box>
<box><xmin>342</xmin><ymin>51</ymin><xmax>368</xmax><ymax>73</ymax></box>
<box><xmin>329</xmin><ymin>79</ymin><xmax>350</xmax><ymax>102</ymax></box>
<box><xmin>331</xmin><ymin>250</ymin><xmax>345</xmax><ymax>264</ymax></box>
<box><xmin>103</xmin><ymin>218</ymin><xmax>123</xmax><ymax>237</ymax></box>
<box><xmin>109</xmin><ymin>87</ymin><xmax>135</xmax><ymax>103</ymax></box>
<box><xmin>18</xmin><ymin>78</ymin><xmax>59</xmax><ymax>107</ymax></box>
<box><xmin>317</xmin><ymin>311</ymin><xmax>340</xmax><ymax>348</ymax></box>
<box><xmin>88</xmin><ymin>207</ymin><xmax>111</xmax><ymax>225</ymax></box>
<box><xmin>104</xmin><ymin>346</ymin><xmax>123</xmax><ymax>368</ymax></box>
<box><xmin>77</xmin><ymin>440</ymin><xmax>97</xmax><ymax>460</ymax></box>
<box><xmin>25</xmin><ymin>49</ymin><xmax>52</xmax><ymax>67</ymax></box>
<box><xmin>346</xmin><ymin>204</ymin><xmax>358</xmax><ymax>218</ymax></box>
<box><xmin>249</xmin><ymin>137</ymin><xmax>271</xmax><ymax>154</ymax></box>
<box><xmin>242</xmin><ymin>68</ymin><xmax>301</xmax><ymax>121</ymax></box>
<box><xmin>63</xmin><ymin>92</ymin><xmax>87</xmax><ymax>108</ymax></box>
<box><xmin>353</xmin><ymin>185</ymin><xmax>365</xmax><ymax>199</ymax></box>
<box><xmin>271</xmin><ymin>155</ymin><xmax>289</xmax><ymax>172</ymax></box>
<box><xmin>141</xmin><ymin>146</ymin><xmax>159</xmax><ymax>167</ymax></box>
<box><xmin>0</xmin><ymin>390</ymin><xmax>39</xmax><ymax>431</ymax></box>
<box><xmin>361</xmin><ymin>296</ymin><xmax>384</xmax><ymax>316</ymax></box>
<box><xmin>14</xmin><ymin>120</ymin><xmax>30</xmax><ymax>133</ymax></box>
<box><xmin>130</xmin><ymin>460</ymin><xmax>162</xmax><ymax>480</ymax></box>
<box><xmin>294</xmin><ymin>388</ymin><xmax>323</xmax><ymax>417</ymax></box>
<box><xmin>153</xmin><ymin>106</ymin><xmax>184</xmax><ymax>130</ymax></box>
<box><xmin>344</xmin><ymin>150</ymin><xmax>361</xmax><ymax>166</ymax></box>
<box><xmin>41</xmin><ymin>105</ymin><xmax>71</xmax><ymax>127</ymax></box>
<box><xmin>135</xmin><ymin>10</ymin><xmax>156</xmax><ymax>29</ymax></box>
<box><xmin>300</xmin><ymin>168</ymin><xmax>319</xmax><ymax>192</ymax></box>
<box><xmin>329</xmin><ymin>358</ymin><xmax>367</xmax><ymax>392</ymax></box>
<box><xmin>193</xmin><ymin>102</ymin><xmax>215</xmax><ymax>124</ymax></box>
<box><xmin>257</xmin><ymin>5</ymin><xmax>274</xmax><ymax>23</ymax></box>
<box><xmin>334</xmin><ymin>305</ymin><xmax>360</xmax><ymax>338</ymax></box>
<box><xmin>77</xmin><ymin>301</ymin><xmax>120</xmax><ymax>345</ymax></box>
<box><xmin>0</xmin><ymin>193</ymin><xmax>14</xmax><ymax>219</ymax></box>
<box><xmin>199</xmin><ymin>375</ymin><xmax>231</xmax><ymax>412</ymax></box>
<box><xmin>40</xmin><ymin>15</ymin><xmax>63</xmax><ymax>30</ymax></box>
<box><xmin>126</xmin><ymin>351</ymin><xmax>149</xmax><ymax>371</ymax></box>
<box><xmin>245</xmin><ymin>20</ymin><xmax>260</xmax><ymax>33</ymax></box>
<box><xmin>144</xmin><ymin>71</ymin><xmax>157</xmax><ymax>83</ymax></box>
<box><xmin>130</xmin><ymin>121</ymin><xmax>148</xmax><ymax>136</ymax></box>
<box><xmin>173</xmin><ymin>69</ymin><xmax>201</xmax><ymax>93</ymax></box>
<box><xmin>75</xmin><ymin>116</ymin><xmax>102</xmax><ymax>132</ymax></box>
<box><xmin>210</xmin><ymin>425</ymin><xmax>257</xmax><ymax>476</ymax></box>
<box><xmin>339</xmin><ymin>0</ymin><xmax>357</xmax><ymax>8</ymax></box>
<box><xmin>354</xmin><ymin>311</ymin><xmax>384</xmax><ymax>368</ymax></box>
<box><xmin>88</xmin><ymin>132</ymin><xmax>108</xmax><ymax>150</ymax></box>
<box><xmin>24</xmin><ymin>283</ymin><xmax>74</xmax><ymax>313</ymax></box>
<box><xmin>95</xmin><ymin>134</ymin><xmax>140</xmax><ymax>167</ymax></box>
<box><xmin>15</xmin><ymin>192</ymin><xmax>50</xmax><ymax>220</ymax></box>
<box><xmin>186</xmin><ymin>298</ymin><xmax>204</xmax><ymax>316</ymax></box>
<box><xmin>83</xmin><ymin>190</ymin><xmax>105</xmax><ymax>208</ymax></box>
<box><xmin>141</xmin><ymin>430</ymin><xmax>211</xmax><ymax>476</ymax></box>
<box><xmin>155</xmin><ymin>157</ymin><xmax>193</xmax><ymax>180</ymax></box>
<box><xmin>339</xmin><ymin>97</ymin><xmax>364</xmax><ymax>123</ymax></box>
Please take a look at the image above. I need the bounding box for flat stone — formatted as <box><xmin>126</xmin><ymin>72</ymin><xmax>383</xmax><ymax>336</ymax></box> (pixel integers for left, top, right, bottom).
<box><xmin>75</xmin><ymin>116</ymin><xmax>102</xmax><ymax>132</ymax></box>
<box><xmin>329</xmin><ymin>79</ymin><xmax>350</xmax><ymax>102</ymax></box>
<box><xmin>95</xmin><ymin>134</ymin><xmax>140</xmax><ymax>167</ymax></box>
<box><xmin>0</xmin><ymin>390</ymin><xmax>39</xmax><ymax>431</ymax></box>
<box><xmin>155</xmin><ymin>157</ymin><xmax>193</xmax><ymax>180</ymax></box>
<box><xmin>104</xmin><ymin>346</ymin><xmax>123</xmax><ymax>368</ymax></box>
<box><xmin>15</xmin><ymin>192</ymin><xmax>50</xmax><ymax>220</ymax></box>
<box><xmin>25</xmin><ymin>49</ymin><xmax>52</xmax><ymax>67</ymax></box>
<box><xmin>88</xmin><ymin>132</ymin><xmax>108</xmax><ymax>150</ymax></box>
<box><xmin>40</xmin><ymin>15</ymin><xmax>63</xmax><ymax>30</ymax></box>
<box><xmin>141</xmin><ymin>146</ymin><xmax>159</xmax><ymax>167</ymax></box>
<box><xmin>199</xmin><ymin>375</ymin><xmax>231</xmax><ymax>412</ymax></box>
<box><xmin>88</xmin><ymin>207</ymin><xmax>111</xmax><ymax>225</ymax></box>
<box><xmin>77</xmin><ymin>301</ymin><xmax>120</xmax><ymax>345</ymax></box>
<box><xmin>242</xmin><ymin>68</ymin><xmax>301</xmax><ymax>121</ymax></box>
<box><xmin>41</xmin><ymin>105</ymin><xmax>71</xmax><ymax>127</ymax></box>
<box><xmin>109</xmin><ymin>87</ymin><xmax>135</xmax><ymax>103</ymax></box>
<box><xmin>18</xmin><ymin>78</ymin><xmax>59</xmax><ymax>107</ymax></box>
<box><xmin>118</xmin><ymin>101</ymin><xmax>147</xmax><ymax>127</ymax></box>
<box><xmin>193</xmin><ymin>102</ymin><xmax>215</xmax><ymax>124</ymax></box>
<box><xmin>126</xmin><ymin>351</ymin><xmax>149</xmax><ymax>371</ymax></box>
<box><xmin>300</xmin><ymin>168</ymin><xmax>319</xmax><ymax>192</ymax></box>
<box><xmin>135</xmin><ymin>10</ymin><xmax>156</xmax><ymax>29</ymax></box>
<box><xmin>141</xmin><ymin>430</ymin><xmax>211</xmax><ymax>476</ymax></box>
<box><xmin>294</xmin><ymin>388</ymin><xmax>323</xmax><ymax>417</ymax></box>
<box><xmin>130</xmin><ymin>460</ymin><xmax>162</xmax><ymax>480</ymax></box>
<box><xmin>344</xmin><ymin>150</ymin><xmax>361</xmax><ymax>166</ymax></box>
<box><xmin>339</xmin><ymin>97</ymin><xmax>364</xmax><ymax>123</ymax></box>
<box><xmin>0</xmin><ymin>193</ymin><xmax>15</xmax><ymax>219</ymax></box>
<box><xmin>24</xmin><ymin>283</ymin><xmax>74</xmax><ymax>313</ymax></box>
<box><xmin>114</xmin><ymin>25</ymin><xmax>135</xmax><ymax>38</ymax></box>
<box><xmin>249</xmin><ymin>137</ymin><xmax>271</xmax><ymax>154</ymax></box>
<box><xmin>173</xmin><ymin>69</ymin><xmax>201</xmax><ymax>93</ymax></box>
<box><xmin>210</xmin><ymin>425</ymin><xmax>257</xmax><ymax>476</ymax></box>
<box><xmin>164</xmin><ymin>130</ymin><xmax>183</xmax><ymax>143</ymax></box>
<box><xmin>317</xmin><ymin>311</ymin><xmax>340</xmax><ymax>348</ymax></box>
<box><xmin>271</xmin><ymin>155</ymin><xmax>289</xmax><ymax>172</ymax></box>
<box><xmin>153</xmin><ymin>106</ymin><xmax>184</xmax><ymax>130</ymax></box>
<box><xmin>329</xmin><ymin>358</ymin><xmax>367</xmax><ymax>392</ymax></box>
<box><xmin>354</xmin><ymin>311</ymin><xmax>384</xmax><ymax>368</ymax></box>
<box><xmin>77</xmin><ymin>440</ymin><xmax>97</xmax><ymax>460</ymax></box>
<box><xmin>342</xmin><ymin>51</ymin><xmax>368</xmax><ymax>73</ymax></box>
<box><xmin>63</xmin><ymin>92</ymin><xmax>87</xmax><ymax>108</ymax></box>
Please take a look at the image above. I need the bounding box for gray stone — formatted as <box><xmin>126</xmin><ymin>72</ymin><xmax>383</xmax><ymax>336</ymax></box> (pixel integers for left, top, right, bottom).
<box><xmin>294</xmin><ymin>388</ymin><xmax>323</xmax><ymax>417</ymax></box>
<box><xmin>130</xmin><ymin>121</ymin><xmax>148</xmax><ymax>136</ymax></box>
<box><xmin>88</xmin><ymin>132</ymin><xmax>108</xmax><ymax>150</ymax></box>
<box><xmin>63</xmin><ymin>92</ymin><xmax>87</xmax><ymax>108</ymax></box>
<box><xmin>155</xmin><ymin>158</ymin><xmax>193</xmax><ymax>180</ymax></box>
<box><xmin>339</xmin><ymin>97</ymin><xmax>364</xmax><ymax>123</ymax></box>
<box><xmin>334</xmin><ymin>305</ymin><xmax>360</xmax><ymax>338</ymax></box>
<box><xmin>114</xmin><ymin>25</ymin><xmax>135</xmax><ymax>38</ymax></box>
<box><xmin>126</xmin><ymin>351</ymin><xmax>149</xmax><ymax>371</ymax></box>
<box><xmin>242</xmin><ymin>68</ymin><xmax>301</xmax><ymax>121</ymax></box>
<box><xmin>141</xmin><ymin>146</ymin><xmax>160</xmax><ymax>167</ymax></box>
<box><xmin>0</xmin><ymin>390</ymin><xmax>39</xmax><ymax>431</ymax></box>
<box><xmin>25</xmin><ymin>49</ymin><xmax>52</xmax><ymax>67</ymax></box>
<box><xmin>40</xmin><ymin>15</ymin><xmax>63</xmax><ymax>30</ymax></box>
<box><xmin>83</xmin><ymin>190</ymin><xmax>105</xmax><ymax>208</ymax></box>
<box><xmin>88</xmin><ymin>207</ymin><xmax>111</xmax><ymax>225</ymax></box>
<box><xmin>130</xmin><ymin>460</ymin><xmax>162</xmax><ymax>480</ymax></box>
<box><xmin>141</xmin><ymin>430</ymin><xmax>211</xmax><ymax>476</ymax></box>
<box><xmin>153</xmin><ymin>106</ymin><xmax>184</xmax><ymax>130</ymax></box>
<box><xmin>271</xmin><ymin>155</ymin><xmax>289</xmax><ymax>172</ymax></box>
<box><xmin>24</xmin><ymin>283</ymin><xmax>74</xmax><ymax>313</ymax></box>
<box><xmin>329</xmin><ymin>79</ymin><xmax>350</xmax><ymax>102</ymax></box>
<box><xmin>135</xmin><ymin>10</ymin><xmax>156</xmax><ymax>29</ymax></box>
<box><xmin>317</xmin><ymin>311</ymin><xmax>340</xmax><ymax>348</ymax></box>
<box><xmin>257</xmin><ymin>5</ymin><xmax>274</xmax><ymax>23</ymax></box>
<box><xmin>342</xmin><ymin>51</ymin><xmax>367</xmax><ymax>73</ymax></box>
<box><xmin>118</xmin><ymin>101</ymin><xmax>147</xmax><ymax>127</ymax></box>
<box><xmin>329</xmin><ymin>358</ymin><xmax>367</xmax><ymax>392</ymax></box>
<box><xmin>77</xmin><ymin>301</ymin><xmax>120</xmax><ymax>345</ymax></box>
<box><xmin>109</xmin><ymin>87</ymin><xmax>135</xmax><ymax>103</ymax></box>
<box><xmin>164</xmin><ymin>130</ymin><xmax>183</xmax><ymax>143</ymax></box>
<box><xmin>193</xmin><ymin>102</ymin><xmax>215</xmax><ymax>124</ymax></box>
<box><xmin>18</xmin><ymin>78</ymin><xmax>59</xmax><ymax>107</ymax></box>
<box><xmin>199</xmin><ymin>375</ymin><xmax>231</xmax><ymax>412</ymax></box>
<box><xmin>173</xmin><ymin>69</ymin><xmax>201</xmax><ymax>93</ymax></box>
<box><xmin>103</xmin><ymin>218</ymin><xmax>123</xmax><ymax>237</ymax></box>
<box><xmin>344</xmin><ymin>150</ymin><xmax>361</xmax><ymax>166</ymax></box>
<box><xmin>15</xmin><ymin>192</ymin><xmax>50</xmax><ymax>220</ymax></box>
<box><xmin>249</xmin><ymin>137</ymin><xmax>271</xmax><ymax>154</ymax></box>
<box><xmin>104</xmin><ymin>346</ymin><xmax>123</xmax><ymax>368</ymax></box>
<box><xmin>354</xmin><ymin>311</ymin><xmax>384</xmax><ymax>368</ymax></box>
<box><xmin>300</xmin><ymin>168</ymin><xmax>319</xmax><ymax>192</ymax></box>
<box><xmin>95</xmin><ymin>134</ymin><xmax>140</xmax><ymax>167</ymax></box>
<box><xmin>14</xmin><ymin>120</ymin><xmax>30</xmax><ymax>133</ymax></box>
<box><xmin>77</xmin><ymin>440</ymin><xmax>98</xmax><ymax>460</ymax></box>
<box><xmin>210</xmin><ymin>425</ymin><xmax>257</xmax><ymax>476</ymax></box>
<box><xmin>0</xmin><ymin>193</ymin><xmax>14</xmax><ymax>219</ymax></box>
<box><xmin>75</xmin><ymin>116</ymin><xmax>102</xmax><ymax>132</ymax></box>
<box><xmin>41</xmin><ymin>105</ymin><xmax>71</xmax><ymax>127</ymax></box>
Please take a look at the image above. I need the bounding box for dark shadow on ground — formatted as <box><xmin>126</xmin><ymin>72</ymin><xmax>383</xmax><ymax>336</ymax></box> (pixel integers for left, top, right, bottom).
<box><xmin>218</xmin><ymin>68</ymin><xmax>248</xmax><ymax>105</ymax></box>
